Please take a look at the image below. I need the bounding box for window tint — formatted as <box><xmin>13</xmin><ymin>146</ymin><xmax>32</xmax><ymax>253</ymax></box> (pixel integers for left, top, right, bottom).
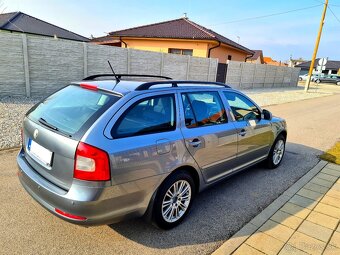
<box><xmin>182</xmin><ymin>92</ymin><xmax>227</xmax><ymax>128</ymax></box>
<box><xmin>112</xmin><ymin>95</ymin><xmax>176</xmax><ymax>138</ymax></box>
<box><xmin>223</xmin><ymin>92</ymin><xmax>260</xmax><ymax>121</ymax></box>
<box><xmin>28</xmin><ymin>85</ymin><xmax>119</xmax><ymax>136</ymax></box>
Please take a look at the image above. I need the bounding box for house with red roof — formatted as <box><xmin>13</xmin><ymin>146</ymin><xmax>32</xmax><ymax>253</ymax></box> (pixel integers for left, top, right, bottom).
<box><xmin>91</xmin><ymin>17</ymin><xmax>254</xmax><ymax>64</ymax></box>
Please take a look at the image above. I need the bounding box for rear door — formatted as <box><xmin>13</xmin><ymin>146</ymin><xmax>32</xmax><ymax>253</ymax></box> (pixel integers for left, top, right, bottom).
<box><xmin>222</xmin><ymin>91</ymin><xmax>272</xmax><ymax>166</ymax></box>
<box><xmin>179</xmin><ymin>90</ymin><xmax>238</xmax><ymax>183</ymax></box>
<box><xmin>102</xmin><ymin>92</ymin><xmax>186</xmax><ymax>185</ymax></box>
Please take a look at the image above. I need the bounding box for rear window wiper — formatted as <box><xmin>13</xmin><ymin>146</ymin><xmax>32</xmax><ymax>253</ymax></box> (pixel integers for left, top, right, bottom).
<box><xmin>38</xmin><ymin>118</ymin><xmax>72</xmax><ymax>137</ymax></box>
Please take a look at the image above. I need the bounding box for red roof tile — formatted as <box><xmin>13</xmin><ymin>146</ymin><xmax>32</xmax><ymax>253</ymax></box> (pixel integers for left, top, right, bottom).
<box><xmin>108</xmin><ymin>18</ymin><xmax>253</xmax><ymax>54</ymax></box>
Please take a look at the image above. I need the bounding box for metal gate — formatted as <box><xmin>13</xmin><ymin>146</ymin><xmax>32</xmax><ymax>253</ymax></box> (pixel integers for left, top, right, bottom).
<box><xmin>216</xmin><ymin>63</ymin><xmax>227</xmax><ymax>83</ymax></box>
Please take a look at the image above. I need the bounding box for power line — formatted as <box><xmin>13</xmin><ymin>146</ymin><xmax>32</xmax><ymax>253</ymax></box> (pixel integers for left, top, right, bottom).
<box><xmin>328</xmin><ymin>6</ymin><xmax>340</xmax><ymax>23</ymax></box>
<box><xmin>209</xmin><ymin>4</ymin><xmax>323</xmax><ymax>26</ymax></box>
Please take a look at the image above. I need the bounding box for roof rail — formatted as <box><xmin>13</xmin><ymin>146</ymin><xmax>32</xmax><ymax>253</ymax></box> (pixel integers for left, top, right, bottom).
<box><xmin>135</xmin><ymin>80</ymin><xmax>231</xmax><ymax>91</ymax></box>
<box><xmin>83</xmin><ymin>74</ymin><xmax>172</xmax><ymax>81</ymax></box>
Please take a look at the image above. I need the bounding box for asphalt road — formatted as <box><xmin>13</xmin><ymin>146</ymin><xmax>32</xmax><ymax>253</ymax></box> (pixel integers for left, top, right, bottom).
<box><xmin>1</xmin><ymin>94</ymin><xmax>340</xmax><ymax>255</ymax></box>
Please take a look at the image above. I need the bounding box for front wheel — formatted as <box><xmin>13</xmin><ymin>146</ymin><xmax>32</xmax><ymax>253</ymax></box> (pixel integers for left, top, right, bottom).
<box><xmin>266</xmin><ymin>134</ymin><xmax>286</xmax><ymax>169</ymax></box>
<box><xmin>336</xmin><ymin>81</ymin><xmax>340</xmax><ymax>86</ymax></box>
<box><xmin>152</xmin><ymin>171</ymin><xmax>195</xmax><ymax>229</ymax></box>
<box><xmin>315</xmin><ymin>79</ymin><xmax>321</xmax><ymax>84</ymax></box>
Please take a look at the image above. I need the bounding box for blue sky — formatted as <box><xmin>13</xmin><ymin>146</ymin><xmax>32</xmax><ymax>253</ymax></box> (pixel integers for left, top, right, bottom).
<box><xmin>2</xmin><ymin>0</ymin><xmax>340</xmax><ymax>61</ymax></box>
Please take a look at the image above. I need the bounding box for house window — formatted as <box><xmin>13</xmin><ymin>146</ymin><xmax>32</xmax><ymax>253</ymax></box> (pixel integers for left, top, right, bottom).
<box><xmin>227</xmin><ymin>55</ymin><xmax>232</xmax><ymax>61</ymax></box>
<box><xmin>169</xmin><ymin>48</ymin><xmax>193</xmax><ymax>56</ymax></box>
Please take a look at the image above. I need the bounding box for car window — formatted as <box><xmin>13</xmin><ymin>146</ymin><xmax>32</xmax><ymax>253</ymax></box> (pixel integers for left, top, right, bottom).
<box><xmin>182</xmin><ymin>92</ymin><xmax>227</xmax><ymax>128</ymax></box>
<box><xmin>223</xmin><ymin>92</ymin><xmax>261</xmax><ymax>121</ymax></box>
<box><xmin>112</xmin><ymin>94</ymin><xmax>176</xmax><ymax>138</ymax></box>
<box><xmin>28</xmin><ymin>85</ymin><xmax>119</xmax><ymax>136</ymax></box>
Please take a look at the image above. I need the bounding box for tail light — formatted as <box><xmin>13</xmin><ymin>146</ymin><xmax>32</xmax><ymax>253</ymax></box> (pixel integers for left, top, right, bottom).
<box><xmin>74</xmin><ymin>142</ymin><xmax>110</xmax><ymax>181</ymax></box>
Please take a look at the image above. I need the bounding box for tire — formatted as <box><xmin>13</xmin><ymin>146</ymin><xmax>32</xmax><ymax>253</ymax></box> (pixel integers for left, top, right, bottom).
<box><xmin>266</xmin><ymin>134</ymin><xmax>286</xmax><ymax>169</ymax></box>
<box><xmin>152</xmin><ymin>171</ymin><xmax>195</xmax><ymax>229</ymax></box>
<box><xmin>337</xmin><ymin>81</ymin><xmax>340</xmax><ymax>86</ymax></box>
<box><xmin>316</xmin><ymin>79</ymin><xmax>321</xmax><ymax>84</ymax></box>
<box><xmin>299</xmin><ymin>77</ymin><xmax>302</xmax><ymax>81</ymax></box>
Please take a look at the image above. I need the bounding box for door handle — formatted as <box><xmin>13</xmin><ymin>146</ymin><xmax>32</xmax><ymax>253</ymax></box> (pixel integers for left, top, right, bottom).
<box><xmin>239</xmin><ymin>129</ymin><xmax>247</xmax><ymax>136</ymax></box>
<box><xmin>189</xmin><ymin>138</ymin><xmax>201</xmax><ymax>148</ymax></box>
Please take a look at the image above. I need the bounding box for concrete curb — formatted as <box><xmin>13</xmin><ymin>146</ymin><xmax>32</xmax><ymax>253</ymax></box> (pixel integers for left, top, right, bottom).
<box><xmin>212</xmin><ymin>160</ymin><xmax>328</xmax><ymax>255</ymax></box>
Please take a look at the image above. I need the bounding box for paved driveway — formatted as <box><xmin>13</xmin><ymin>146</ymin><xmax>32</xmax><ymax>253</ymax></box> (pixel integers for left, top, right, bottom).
<box><xmin>1</xmin><ymin>94</ymin><xmax>340</xmax><ymax>255</ymax></box>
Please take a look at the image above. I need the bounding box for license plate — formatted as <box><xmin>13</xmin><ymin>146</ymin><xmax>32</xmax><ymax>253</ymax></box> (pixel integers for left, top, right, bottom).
<box><xmin>28</xmin><ymin>139</ymin><xmax>53</xmax><ymax>167</ymax></box>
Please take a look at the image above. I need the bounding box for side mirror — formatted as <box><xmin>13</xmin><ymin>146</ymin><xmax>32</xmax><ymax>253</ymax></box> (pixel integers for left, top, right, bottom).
<box><xmin>262</xmin><ymin>109</ymin><xmax>272</xmax><ymax>120</ymax></box>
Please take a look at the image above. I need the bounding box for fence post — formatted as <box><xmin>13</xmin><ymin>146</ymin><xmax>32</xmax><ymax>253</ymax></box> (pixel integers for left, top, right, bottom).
<box><xmin>186</xmin><ymin>56</ymin><xmax>191</xmax><ymax>80</ymax></box>
<box><xmin>22</xmin><ymin>34</ymin><xmax>30</xmax><ymax>97</ymax></box>
<box><xmin>207</xmin><ymin>58</ymin><xmax>212</xmax><ymax>81</ymax></box>
<box><xmin>160</xmin><ymin>53</ymin><xmax>164</xmax><ymax>76</ymax></box>
<box><xmin>127</xmin><ymin>49</ymin><xmax>131</xmax><ymax>74</ymax></box>
<box><xmin>83</xmin><ymin>42</ymin><xmax>88</xmax><ymax>77</ymax></box>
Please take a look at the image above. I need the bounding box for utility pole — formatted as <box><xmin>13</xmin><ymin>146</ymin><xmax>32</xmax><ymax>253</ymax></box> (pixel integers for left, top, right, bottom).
<box><xmin>305</xmin><ymin>0</ymin><xmax>328</xmax><ymax>92</ymax></box>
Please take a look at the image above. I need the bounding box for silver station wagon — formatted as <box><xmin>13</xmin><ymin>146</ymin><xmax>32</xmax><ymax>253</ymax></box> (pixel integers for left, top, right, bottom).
<box><xmin>17</xmin><ymin>74</ymin><xmax>287</xmax><ymax>229</ymax></box>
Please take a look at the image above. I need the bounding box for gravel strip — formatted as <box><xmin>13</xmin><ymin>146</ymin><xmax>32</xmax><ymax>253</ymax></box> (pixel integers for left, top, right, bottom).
<box><xmin>0</xmin><ymin>86</ymin><xmax>336</xmax><ymax>150</ymax></box>
<box><xmin>0</xmin><ymin>96</ymin><xmax>41</xmax><ymax>150</ymax></box>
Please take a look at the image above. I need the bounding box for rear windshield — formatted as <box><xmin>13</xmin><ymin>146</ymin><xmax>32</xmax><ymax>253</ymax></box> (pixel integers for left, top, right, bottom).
<box><xmin>28</xmin><ymin>85</ymin><xmax>120</xmax><ymax>137</ymax></box>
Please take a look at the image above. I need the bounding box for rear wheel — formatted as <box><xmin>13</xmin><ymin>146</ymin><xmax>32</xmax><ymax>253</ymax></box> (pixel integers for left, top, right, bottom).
<box><xmin>153</xmin><ymin>171</ymin><xmax>195</xmax><ymax>229</ymax></box>
<box><xmin>266</xmin><ymin>134</ymin><xmax>286</xmax><ymax>169</ymax></box>
<box><xmin>315</xmin><ymin>79</ymin><xmax>321</xmax><ymax>84</ymax></box>
<box><xmin>336</xmin><ymin>81</ymin><xmax>340</xmax><ymax>86</ymax></box>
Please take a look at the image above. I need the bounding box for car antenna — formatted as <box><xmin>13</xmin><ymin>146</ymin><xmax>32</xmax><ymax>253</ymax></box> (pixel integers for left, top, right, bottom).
<box><xmin>108</xmin><ymin>60</ymin><xmax>120</xmax><ymax>84</ymax></box>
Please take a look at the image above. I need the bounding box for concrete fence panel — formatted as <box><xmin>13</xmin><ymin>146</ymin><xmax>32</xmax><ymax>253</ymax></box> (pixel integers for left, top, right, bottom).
<box><xmin>0</xmin><ymin>33</ymin><xmax>218</xmax><ymax>97</ymax></box>
<box><xmin>226</xmin><ymin>61</ymin><xmax>300</xmax><ymax>90</ymax></box>
<box><xmin>0</xmin><ymin>33</ymin><xmax>26</xmax><ymax>96</ymax></box>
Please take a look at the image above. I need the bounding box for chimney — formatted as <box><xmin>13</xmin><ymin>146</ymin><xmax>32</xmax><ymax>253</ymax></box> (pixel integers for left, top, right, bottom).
<box><xmin>183</xmin><ymin>13</ymin><xmax>188</xmax><ymax>19</ymax></box>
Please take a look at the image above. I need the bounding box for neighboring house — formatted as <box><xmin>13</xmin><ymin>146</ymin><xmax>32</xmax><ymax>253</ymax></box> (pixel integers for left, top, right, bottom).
<box><xmin>246</xmin><ymin>50</ymin><xmax>264</xmax><ymax>64</ymax></box>
<box><xmin>0</xmin><ymin>11</ymin><xmax>89</xmax><ymax>42</ymax></box>
<box><xmin>264</xmin><ymin>57</ymin><xmax>288</xmax><ymax>66</ymax></box>
<box><xmin>288</xmin><ymin>58</ymin><xmax>305</xmax><ymax>67</ymax></box>
<box><xmin>295</xmin><ymin>59</ymin><xmax>340</xmax><ymax>75</ymax></box>
<box><xmin>91</xmin><ymin>17</ymin><xmax>254</xmax><ymax>64</ymax></box>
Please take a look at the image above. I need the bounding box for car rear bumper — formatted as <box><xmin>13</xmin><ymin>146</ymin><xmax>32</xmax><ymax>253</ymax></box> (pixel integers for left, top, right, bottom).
<box><xmin>17</xmin><ymin>148</ymin><xmax>164</xmax><ymax>226</ymax></box>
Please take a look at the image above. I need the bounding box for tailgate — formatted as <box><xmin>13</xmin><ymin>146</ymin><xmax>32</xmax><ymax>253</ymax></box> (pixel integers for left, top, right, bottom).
<box><xmin>23</xmin><ymin>117</ymin><xmax>78</xmax><ymax>190</ymax></box>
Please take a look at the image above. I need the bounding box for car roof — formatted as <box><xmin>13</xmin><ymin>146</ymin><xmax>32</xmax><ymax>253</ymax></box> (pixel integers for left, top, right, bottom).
<box><xmin>72</xmin><ymin>79</ymin><xmax>233</xmax><ymax>96</ymax></box>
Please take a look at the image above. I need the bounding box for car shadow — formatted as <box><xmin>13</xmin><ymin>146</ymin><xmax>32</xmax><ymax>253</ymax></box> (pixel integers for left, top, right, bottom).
<box><xmin>108</xmin><ymin>142</ymin><xmax>323</xmax><ymax>249</ymax></box>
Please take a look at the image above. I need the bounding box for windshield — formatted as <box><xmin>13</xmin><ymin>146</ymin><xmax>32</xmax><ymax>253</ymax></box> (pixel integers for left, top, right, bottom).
<box><xmin>28</xmin><ymin>85</ymin><xmax>120</xmax><ymax>136</ymax></box>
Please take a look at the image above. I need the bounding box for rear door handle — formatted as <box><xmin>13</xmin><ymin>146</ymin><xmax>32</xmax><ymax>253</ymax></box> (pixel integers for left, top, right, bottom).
<box><xmin>239</xmin><ymin>129</ymin><xmax>247</xmax><ymax>136</ymax></box>
<box><xmin>189</xmin><ymin>138</ymin><xmax>201</xmax><ymax>148</ymax></box>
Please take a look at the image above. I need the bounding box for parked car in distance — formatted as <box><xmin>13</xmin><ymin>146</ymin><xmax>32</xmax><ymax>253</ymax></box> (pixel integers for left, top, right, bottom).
<box><xmin>17</xmin><ymin>74</ymin><xmax>287</xmax><ymax>229</ymax></box>
<box><xmin>298</xmin><ymin>73</ymin><xmax>320</xmax><ymax>82</ymax></box>
<box><xmin>315</xmin><ymin>75</ymin><xmax>340</xmax><ymax>85</ymax></box>
<box><xmin>299</xmin><ymin>73</ymin><xmax>308</xmax><ymax>81</ymax></box>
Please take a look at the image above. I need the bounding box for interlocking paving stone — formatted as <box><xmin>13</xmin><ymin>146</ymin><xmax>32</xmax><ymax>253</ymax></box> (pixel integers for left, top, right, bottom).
<box><xmin>320</xmin><ymin>195</ymin><xmax>340</xmax><ymax>209</ymax></box>
<box><xmin>306</xmin><ymin>211</ymin><xmax>339</xmax><ymax>230</ymax></box>
<box><xmin>297</xmin><ymin>220</ymin><xmax>333</xmax><ymax>242</ymax></box>
<box><xmin>321</xmin><ymin>168</ymin><xmax>340</xmax><ymax>177</ymax></box>
<box><xmin>310</xmin><ymin>177</ymin><xmax>334</xmax><ymax>188</ymax></box>
<box><xmin>323</xmin><ymin>245</ymin><xmax>340</xmax><ymax>255</ymax></box>
<box><xmin>326</xmin><ymin>164</ymin><xmax>340</xmax><ymax>171</ymax></box>
<box><xmin>287</xmin><ymin>231</ymin><xmax>326</xmax><ymax>255</ymax></box>
<box><xmin>315</xmin><ymin>173</ymin><xmax>338</xmax><ymax>183</ymax></box>
<box><xmin>270</xmin><ymin>210</ymin><xmax>304</xmax><ymax>230</ymax></box>
<box><xmin>246</xmin><ymin>232</ymin><xmax>285</xmax><ymax>255</ymax></box>
<box><xmin>296</xmin><ymin>188</ymin><xmax>323</xmax><ymax>201</ymax></box>
<box><xmin>258</xmin><ymin>220</ymin><xmax>295</xmax><ymax>242</ymax></box>
<box><xmin>289</xmin><ymin>194</ymin><xmax>318</xmax><ymax>210</ymax></box>
<box><xmin>326</xmin><ymin>189</ymin><xmax>340</xmax><ymax>199</ymax></box>
<box><xmin>278</xmin><ymin>244</ymin><xmax>309</xmax><ymax>255</ymax></box>
<box><xmin>232</xmin><ymin>244</ymin><xmax>265</xmax><ymax>255</ymax></box>
<box><xmin>329</xmin><ymin>231</ymin><xmax>340</xmax><ymax>249</ymax></box>
<box><xmin>303</xmin><ymin>182</ymin><xmax>329</xmax><ymax>194</ymax></box>
<box><xmin>314</xmin><ymin>203</ymin><xmax>340</xmax><ymax>218</ymax></box>
<box><xmin>331</xmin><ymin>183</ymin><xmax>340</xmax><ymax>192</ymax></box>
<box><xmin>280</xmin><ymin>203</ymin><xmax>311</xmax><ymax>219</ymax></box>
